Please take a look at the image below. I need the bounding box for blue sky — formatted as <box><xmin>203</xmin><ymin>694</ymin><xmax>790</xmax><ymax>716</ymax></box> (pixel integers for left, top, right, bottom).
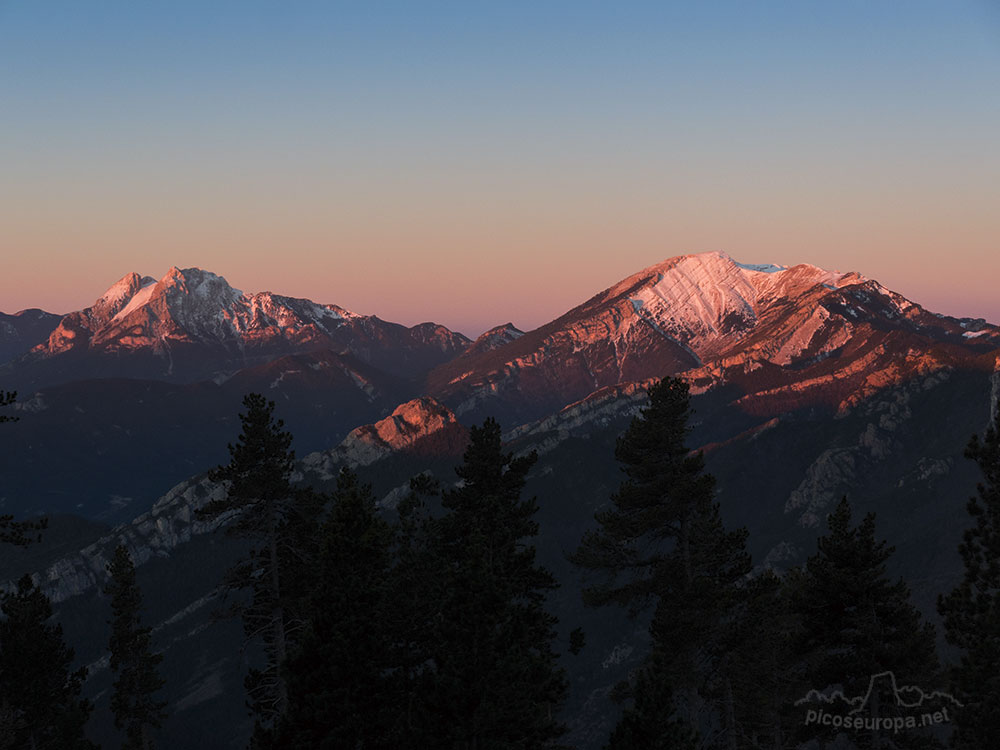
<box><xmin>2</xmin><ymin>1</ymin><xmax>998</xmax><ymax>334</ymax></box>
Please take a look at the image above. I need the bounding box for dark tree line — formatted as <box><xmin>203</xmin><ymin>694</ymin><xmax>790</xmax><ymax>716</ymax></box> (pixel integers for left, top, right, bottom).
<box><xmin>0</xmin><ymin>393</ymin><xmax>165</xmax><ymax>749</ymax></box>
<box><xmin>938</xmin><ymin>405</ymin><xmax>1000</xmax><ymax>748</ymax></box>
<box><xmin>573</xmin><ymin>378</ymin><xmax>950</xmax><ymax>750</ymax></box>
<box><xmin>192</xmin><ymin>384</ymin><xmax>1000</xmax><ymax>749</ymax></box>
<box><xmin>203</xmin><ymin>396</ymin><xmax>569</xmax><ymax>748</ymax></box>
<box><xmin>0</xmin><ymin>391</ymin><xmax>46</xmax><ymax>546</ymax></box>
<box><xmin>0</xmin><ymin>548</ymin><xmax>165</xmax><ymax>750</ymax></box>
<box><xmin>105</xmin><ymin>545</ymin><xmax>167</xmax><ymax>750</ymax></box>
<box><xmin>0</xmin><ymin>390</ymin><xmax>90</xmax><ymax>749</ymax></box>
<box><xmin>2</xmin><ymin>379</ymin><xmax>998</xmax><ymax>749</ymax></box>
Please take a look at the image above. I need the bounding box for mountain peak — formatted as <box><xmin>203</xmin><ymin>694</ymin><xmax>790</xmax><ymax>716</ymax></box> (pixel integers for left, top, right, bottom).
<box><xmin>643</xmin><ymin>250</ymin><xmax>859</xmax><ymax>290</ymax></box>
<box><xmin>425</xmin><ymin>250</ymin><xmax>927</xmax><ymax>423</ymax></box>
<box><xmin>462</xmin><ymin>322</ymin><xmax>526</xmax><ymax>358</ymax></box>
<box><xmin>606</xmin><ymin>251</ymin><xmax>864</xmax><ymax>351</ymax></box>
<box><xmin>23</xmin><ymin>266</ymin><xmax>470</xmax><ymax>385</ymax></box>
<box><xmin>93</xmin><ymin>272</ymin><xmax>154</xmax><ymax>319</ymax></box>
<box><xmin>157</xmin><ymin>267</ymin><xmax>242</xmax><ymax>304</ymax></box>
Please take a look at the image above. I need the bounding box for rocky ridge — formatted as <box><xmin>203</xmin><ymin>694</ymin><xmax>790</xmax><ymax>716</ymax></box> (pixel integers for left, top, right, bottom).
<box><xmin>9</xmin><ymin>267</ymin><xmax>471</xmax><ymax>387</ymax></box>
<box><xmin>427</xmin><ymin>252</ymin><xmax>1000</xmax><ymax>423</ymax></box>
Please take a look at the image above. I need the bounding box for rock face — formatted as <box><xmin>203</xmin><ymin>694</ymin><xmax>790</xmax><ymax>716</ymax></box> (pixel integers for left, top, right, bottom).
<box><xmin>7</xmin><ymin>267</ymin><xmax>471</xmax><ymax>388</ymax></box>
<box><xmin>427</xmin><ymin>251</ymin><xmax>1000</xmax><ymax>424</ymax></box>
<box><xmin>300</xmin><ymin>396</ymin><xmax>468</xmax><ymax>478</ymax></box>
<box><xmin>5</xmin><ymin>476</ymin><xmax>227</xmax><ymax>604</ymax></box>
<box><xmin>459</xmin><ymin>322</ymin><xmax>526</xmax><ymax>358</ymax></box>
<box><xmin>11</xmin><ymin>396</ymin><xmax>469</xmax><ymax>603</ymax></box>
<box><xmin>504</xmin><ymin>380</ymin><xmax>656</xmax><ymax>457</ymax></box>
<box><xmin>5</xmin><ymin>353</ymin><xmax>996</xmax><ymax>750</ymax></box>
<box><xmin>7</xmin><ymin>250</ymin><xmax>1000</xmax><ymax>750</ymax></box>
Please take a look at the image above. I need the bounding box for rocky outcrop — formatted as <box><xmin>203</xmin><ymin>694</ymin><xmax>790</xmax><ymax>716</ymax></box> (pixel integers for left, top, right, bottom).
<box><xmin>504</xmin><ymin>380</ymin><xmax>655</xmax><ymax>456</ymax></box>
<box><xmin>4</xmin><ymin>477</ymin><xmax>228</xmax><ymax>603</ymax></box>
<box><xmin>299</xmin><ymin>396</ymin><xmax>467</xmax><ymax>480</ymax></box>
<box><xmin>784</xmin><ymin>370</ymin><xmax>952</xmax><ymax>528</ymax></box>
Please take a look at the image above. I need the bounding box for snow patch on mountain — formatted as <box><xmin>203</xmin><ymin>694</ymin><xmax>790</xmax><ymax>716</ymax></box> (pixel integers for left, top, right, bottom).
<box><xmin>111</xmin><ymin>278</ymin><xmax>158</xmax><ymax>322</ymax></box>
<box><xmin>96</xmin><ymin>272</ymin><xmax>153</xmax><ymax>313</ymax></box>
<box><xmin>736</xmin><ymin>261</ymin><xmax>785</xmax><ymax>273</ymax></box>
<box><xmin>621</xmin><ymin>251</ymin><xmax>859</xmax><ymax>356</ymax></box>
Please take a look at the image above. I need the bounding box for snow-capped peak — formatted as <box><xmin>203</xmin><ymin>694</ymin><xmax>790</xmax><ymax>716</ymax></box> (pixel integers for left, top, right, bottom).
<box><xmin>160</xmin><ymin>267</ymin><xmax>244</xmax><ymax>300</ymax></box>
<box><xmin>735</xmin><ymin>260</ymin><xmax>786</xmax><ymax>274</ymax></box>
<box><xmin>92</xmin><ymin>272</ymin><xmax>157</xmax><ymax>320</ymax></box>
<box><xmin>594</xmin><ymin>250</ymin><xmax>869</xmax><ymax>362</ymax></box>
<box><xmin>627</xmin><ymin>251</ymin><xmax>860</xmax><ymax>319</ymax></box>
<box><xmin>42</xmin><ymin>265</ymin><xmax>384</xmax><ymax>358</ymax></box>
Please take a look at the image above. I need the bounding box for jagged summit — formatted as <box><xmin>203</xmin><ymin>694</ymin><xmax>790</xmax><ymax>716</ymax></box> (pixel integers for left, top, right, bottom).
<box><xmin>39</xmin><ymin>265</ymin><xmax>418</xmax><ymax>355</ymax></box>
<box><xmin>602</xmin><ymin>251</ymin><xmax>864</xmax><ymax>347</ymax></box>
<box><xmin>427</xmin><ymin>250</ymin><xmax>1000</xmax><ymax>423</ymax></box>
<box><xmin>97</xmin><ymin>271</ymin><xmax>156</xmax><ymax>308</ymax></box>
<box><xmin>13</xmin><ymin>266</ymin><xmax>471</xmax><ymax>387</ymax></box>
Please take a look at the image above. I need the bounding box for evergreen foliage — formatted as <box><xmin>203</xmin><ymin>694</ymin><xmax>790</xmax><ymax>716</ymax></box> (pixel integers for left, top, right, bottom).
<box><xmin>939</xmin><ymin>405</ymin><xmax>1000</xmax><ymax>748</ymax></box>
<box><xmin>387</xmin><ymin>473</ymin><xmax>447</xmax><ymax>741</ymax></box>
<box><xmin>416</xmin><ymin>417</ymin><xmax>569</xmax><ymax>748</ymax></box>
<box><xmin>278</xmin><ymin>468</ymin><xmax>396</xmax><ymax>749</ymax></box>
<box><xmin>604</xmin><ymin>653</ymin><xmax>698</xmax><ymax>750</ymax></box>
<box><xmin>794</xmin><ymin>498</ymin><xmax>940</xmax><ymax>749</ymax></box>
<box><xmin>198</xmin><ymin>393</ymin><xmax>318</xmax><ymax>736</ymax></box>
<box><xmin>0</xmin><ymin>390</ymin><xmax>46</xmax><ymax>546</ymax></box>
<box><xmin>105</xmin><ymin>544</ymin><xmax>166</xmax><ymax>750</ymax></box>
<box><xmin>0</xmin><ymin>575</ymin><xmax>95</xmax><ymax>748</ymax></box>
<box><xmin>571</xmin><ymin>377</ymin><xmax>751</xmax><ymax>743</ymax></box>
<box><xmin>717</xmin><ymin>570</ymin><xmax>802</xmax><ymax>750</ymax></box>
<box><xmin>0</xmin><ymin>391</ymin><xmax>16</xmax><ymax>425</ymax></box>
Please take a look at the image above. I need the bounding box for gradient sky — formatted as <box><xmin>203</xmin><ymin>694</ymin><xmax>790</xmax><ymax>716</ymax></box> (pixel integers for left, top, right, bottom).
<box><xmin>2</xmin><ymin>1</ymin><xmax>998</xmax><ymax>337</ymax></box>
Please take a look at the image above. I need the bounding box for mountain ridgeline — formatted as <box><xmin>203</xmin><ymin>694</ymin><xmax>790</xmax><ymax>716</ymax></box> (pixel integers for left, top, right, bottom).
<box><xmin>1</xmin><ymin>251</ymin><xmax>999</xmax><ymax>747</ymax></box>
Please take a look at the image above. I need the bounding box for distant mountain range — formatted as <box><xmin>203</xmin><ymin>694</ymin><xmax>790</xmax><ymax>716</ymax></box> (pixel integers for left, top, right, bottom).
<box><xmin>2</xmin><ymin>252</ymin><xmax>998</xmax><ymax>522</ymax></box>
<box><xmin>425</xmin><ymin>251</ymin><xmax>1000</xmax><ymax>423</ymax></box>
<box><xmin>6</xmin><ymin>253</ymin><xmax>998</xmax><ymax>409</ymax></box>
<box><xmin>2</xmin><ymin>251</ymin><xmax>999</xmax><ymax>748</ymax></box>
<box><xmin>2</xmin><ymin>266</ymin><xmax>469</xmax><ymax>390</ymax></box>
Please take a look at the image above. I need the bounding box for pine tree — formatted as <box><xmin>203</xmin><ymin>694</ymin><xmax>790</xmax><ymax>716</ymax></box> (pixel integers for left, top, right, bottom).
<box><xmin>0</xmin><ymin>391</ymin><xmax>15</xmax><ymax>425</ymax></box>
<box><xmin>605</xmin><ymin>654</ymin><xmax>698</xmax><ymax>750</ymax></box>
<box><xmin>197</xmin><ymin>393</ymin><xmax>317</xmax><ymax>740</ymax></box>
<box><xmin>0</xmin><ymin>575</ymin><xmax>95</xmax><ymax>749</ymax></box>
<box><xmin>419</xmin><ymin>417</ymin><xmax>568</xmax><ymax>748</ymax></box>
<box><xmin>938</xmin><ymin>405</ymin><xmax>1000</xmax><ymax>748</ymax></box>
<box><xmin>0</xmin><ymin>390</ymin><xmax>46</xmax><ymax>546</ymax></box>
<box><xmin>278</xmin><ymin>468</ymin><xmax>396</xmax><ymax>748</ymax></box>
<box><xmin>795</xmin><ymin>498</ymin><xmax>940</xmax><ymax>749</ymax></box>
<box><xmin>571</xmin><ymin>377</ymin><xmax>751</xmax><ymax>744</ymax></box>
<box><xmin>686</xmin><ymin>568</ymin><xmax>803</xmax><ymax>750</ymax></box>
<box><xmin>105</xmin><ymin>545</ymin><xmax>166</xmax><ymax>750</ymax></box>
<box><xmin>387</xmin><ymin>473</ymin><xmax>447</xmax><ymax>742</ymax></box>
